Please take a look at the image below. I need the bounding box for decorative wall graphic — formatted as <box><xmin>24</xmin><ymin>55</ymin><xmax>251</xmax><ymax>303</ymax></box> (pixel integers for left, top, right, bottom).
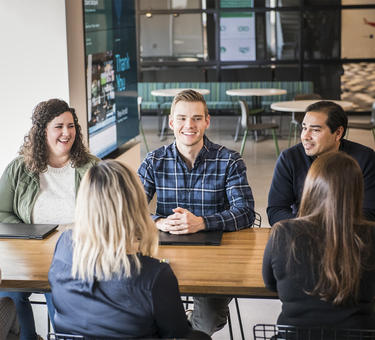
<box><xmin>341</xmin><ymin>63</ymin><xmax>375</xmax><ymax>111</ymax></box>
<box><xmin>342</xmin><ymin>9</ymin><xmax>375</xmax><ymax>58</ymax></box>
<box><xmin>220</xmin><ymin>0</ymin><xmax>256</xmax><ymax>61</ymax></box>
<box><xmin>85</xmin><ymin>0</ymin><xmax>138</xmax><ymax>158</ymax></box>
<box><xmin>363</xmin><ymin>17</ymin><xmax>375</xmax><ymax>28</ymax></box>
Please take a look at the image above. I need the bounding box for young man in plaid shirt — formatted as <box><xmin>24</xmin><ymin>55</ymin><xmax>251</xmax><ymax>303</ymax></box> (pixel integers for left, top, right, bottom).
<box><xmin>138</xmin><ymin>89</ymin><xmax>255</xmax><ymax>336</ymax></box>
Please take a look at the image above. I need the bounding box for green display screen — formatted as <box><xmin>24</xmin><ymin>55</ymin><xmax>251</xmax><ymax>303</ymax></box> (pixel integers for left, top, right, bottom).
<box><xmin>84</xmin><ymin>0</ymin><xmax>138</xmax><ymax>158</ymax></box>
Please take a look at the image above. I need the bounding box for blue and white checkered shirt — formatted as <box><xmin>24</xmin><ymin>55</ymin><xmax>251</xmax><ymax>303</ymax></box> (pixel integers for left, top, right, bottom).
<box><xmin>138</xmin><ymin>137</ymin><xmax>255</xmax><ymax>231</ymax></box>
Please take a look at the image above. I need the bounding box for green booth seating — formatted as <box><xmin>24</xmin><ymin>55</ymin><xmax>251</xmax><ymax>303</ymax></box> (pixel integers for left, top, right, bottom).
<box><xmin>137</xmin><ymin>81</ymin><xmax>314</xmax><ymax>114</ymax></box>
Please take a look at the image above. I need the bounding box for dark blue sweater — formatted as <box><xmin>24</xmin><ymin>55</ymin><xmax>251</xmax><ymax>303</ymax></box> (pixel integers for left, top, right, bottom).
<box><xmin>48</xmin><ymin>230</ymin><xmax>190</xmax><ymax>339</ymax></box>
<box><xmin>267</xmin><ymin>140</ymin><xmax>375</xmax><ymax>226</ymax></box>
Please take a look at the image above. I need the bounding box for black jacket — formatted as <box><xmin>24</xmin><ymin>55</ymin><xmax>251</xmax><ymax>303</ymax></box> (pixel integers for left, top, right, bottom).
<box><xmin>267</xmin><ymin>140</ymin><xmax>375</xmax><ymax>226</ymax></box>
<box><xmin>263</xmin><ymin>220</ymin><xmax>375</xmax><ymax>329</ymax></box>
<box><xmin>49</xmin><ymin>230</ymin><xmax>190</xmax><ymax>339</ymax></box>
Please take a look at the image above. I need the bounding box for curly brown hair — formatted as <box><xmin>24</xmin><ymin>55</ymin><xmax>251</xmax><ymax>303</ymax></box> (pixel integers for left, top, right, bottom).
<box><xmin>20</xmin><ymin>98</ymin><xmax>90</xmax><ymax>173</ymax></box>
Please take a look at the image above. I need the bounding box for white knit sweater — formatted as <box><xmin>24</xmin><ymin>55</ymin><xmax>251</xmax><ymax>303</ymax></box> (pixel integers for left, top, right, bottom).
<box><xmin>32</xmin><ymin>162</ymin><xmax>75</xmax><ymax>225</ymax></box>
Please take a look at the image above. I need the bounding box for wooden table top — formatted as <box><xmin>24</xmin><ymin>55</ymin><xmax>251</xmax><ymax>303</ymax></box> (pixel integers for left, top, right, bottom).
<box><xmin>271</xmin><ymin>100</ymin><xmax>353</xmax><ymax>112</ymax></box>
<box><xmin>151</xmin><ymin>88</ymin><xmax>210</xmax><ymax>97</ymax></box>
<box><xmin>0</xmin><ymin>228</ymin><xmax>276</xmax><ymax>298</ymax></box>
<box><xmin>226</xmin><ymin>88</ymin><xmax>287</xmax><ymax>97</ymax></box>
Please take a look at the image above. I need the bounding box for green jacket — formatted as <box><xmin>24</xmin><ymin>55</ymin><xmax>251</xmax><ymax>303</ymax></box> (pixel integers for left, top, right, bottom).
<box><xmin>0</xmin><ymin>155</ymin><xmax>99</xmax><ymax>224</ymax></box>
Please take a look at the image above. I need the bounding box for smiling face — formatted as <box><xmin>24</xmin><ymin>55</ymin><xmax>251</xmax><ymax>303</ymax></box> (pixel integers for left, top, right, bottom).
<box><xmin>169</xmin><ymin>100</ymin><xmax>210</xmax><ymax>151</ymax></box>
<box><xmin>301</xmin><ymin>111</ymin><xmax>343</xmax><ymax>157</ymax></box>
<box><xmin>46</xmin><ymin>111</ymin><xmax>76</xmax><ymax>163</ymax></box>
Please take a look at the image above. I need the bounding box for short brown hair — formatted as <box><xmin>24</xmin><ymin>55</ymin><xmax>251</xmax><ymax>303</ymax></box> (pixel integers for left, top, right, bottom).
<box><xmin>170</xmin><ymin>89</ymin><xmax>208</xmax><ymax>117</ymax></box>
<box><xmin>305</xmin><ymin>101</ymin><xmax>348</xmax><ymax>140</ymax></box>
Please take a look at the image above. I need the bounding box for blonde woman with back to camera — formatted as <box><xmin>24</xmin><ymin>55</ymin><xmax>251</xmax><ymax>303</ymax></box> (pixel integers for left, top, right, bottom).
<box><xmin>263</xmin><ymin>152</ymin><xmax>375</xmax><ymax>331</ymax></box>
<box><xmin>49</xmin><ymin>160</ymin><xmax>211</xmax><ymax>339</ymax></box>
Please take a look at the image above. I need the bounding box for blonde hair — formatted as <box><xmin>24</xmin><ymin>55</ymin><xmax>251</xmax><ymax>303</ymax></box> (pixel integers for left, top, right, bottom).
<box><xmin>170</xmin><ymin>89</ymin><xmax>209</xmax><ymax>117</ymax></box>
<box><xmin>72</xmin><ymin>160</ymin><xmax>158</xmax><ymax>281</ymax></box>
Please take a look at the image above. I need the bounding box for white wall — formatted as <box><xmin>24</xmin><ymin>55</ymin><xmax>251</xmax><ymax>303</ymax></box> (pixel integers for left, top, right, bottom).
<box><xmin>0</xmin><ymin>0</ymin><xmax>69</xmax><ymax>173</ymax></box>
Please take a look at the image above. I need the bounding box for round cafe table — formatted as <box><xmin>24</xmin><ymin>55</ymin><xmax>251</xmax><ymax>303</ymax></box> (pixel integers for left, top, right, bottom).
<box><xmin>271</xmin><ymin>99</ymin><xmax>353</xmax><ymax>112</ymax></box>
<box><xmin>226</xmin><ymin>88</ymin><xmax>287</xmax><ymax>96</ymax></box>
<box><xmin>151</xmin><ymin>88</ymin><xmax>210</xmax><ymax>140</ymax></box>
<box><xmin>226</xmin><ymin>88</ymin><xmax>287</xmax><ymax>141</ymax></box>
<box><xmin>226</xmin><ymin>88</ymin><xmax>287</xmax><ymax>108</ymax></box>
<box><xmin>271</xmin><ymin>100</ymin><xmax>353</xmax><ymax>146</ymax></box>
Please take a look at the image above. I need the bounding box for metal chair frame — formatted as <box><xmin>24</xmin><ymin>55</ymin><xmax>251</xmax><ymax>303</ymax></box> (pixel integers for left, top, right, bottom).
<box><xmin>253</xmin><ymin>324</ymin><xmax>375</xmax><ymax>340</ymax></box>
<box><xmin>238</xmin><ymin>100</ymin><xmax>280</xmax><ymax>158</ymax></box>
<box><xmin>49</xmin><ymin>331</ymin><xmax>211</xmax><ymax>339</ymax></box>
<box><xmin>48</xmin><ymin>334</ymin><xmax>83</xmax><ymax>340</ymax></box>
<box><xmin>347</xmin><ymin>102</ymin><xmax>375</xmax><ymax>143</ymax></box>
<box><xmin>182</xmin><ymin>296</ymin><xmax>244</xmax><ymax>340</ymax></box>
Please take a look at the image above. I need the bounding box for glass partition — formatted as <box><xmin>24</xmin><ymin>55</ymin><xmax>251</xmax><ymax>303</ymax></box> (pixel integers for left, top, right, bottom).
<box><xmin>140</xmin><ymin>13</ymin><xmax>206</xmax><ymax>60</ymax></box>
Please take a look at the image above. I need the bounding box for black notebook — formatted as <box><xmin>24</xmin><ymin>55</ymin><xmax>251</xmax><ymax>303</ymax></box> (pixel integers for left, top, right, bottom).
<box><xmin>159</xmin><ymin>230</ymin><xmax>223</xmax><ymax>246</ymax></box>
<box><xmin>0</xmin><ymin>223</ymin><xmax>58</xmax><ymax>240</ymax></box>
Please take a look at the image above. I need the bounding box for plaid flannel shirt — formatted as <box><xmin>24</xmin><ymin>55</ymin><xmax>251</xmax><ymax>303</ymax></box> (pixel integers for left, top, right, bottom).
<box><xmin>138</xmin><ymin>137</ymin><xmax>255</xmax><ymax>231</ymax></box>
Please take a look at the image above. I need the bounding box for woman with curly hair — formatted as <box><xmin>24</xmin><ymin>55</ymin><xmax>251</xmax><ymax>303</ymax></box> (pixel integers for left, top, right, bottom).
<box><xmin>0</xmin><ymin>98</ymin><xmax>99</xmax><ymax>340</ymax></box>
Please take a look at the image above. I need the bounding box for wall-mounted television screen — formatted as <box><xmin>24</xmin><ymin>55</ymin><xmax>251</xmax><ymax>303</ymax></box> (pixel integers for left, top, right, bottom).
<box><xmin>84</xmin><ymin>0</ymin><xmax>138</xmax><ymax>158</ymax></box>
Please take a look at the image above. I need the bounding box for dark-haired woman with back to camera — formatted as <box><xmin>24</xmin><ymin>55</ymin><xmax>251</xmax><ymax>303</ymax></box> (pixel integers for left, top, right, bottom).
<box><xmin>49</xmin><ymin>160</ymin><xmax>211</xmax><ymax>339</ymax></box>
<box><xmin>263</xmin><ymin>152</ymin><xmax>375</xmax><ymax>330</ymax></box>
<box><xmin>0</xmin><ymin>99</ymin><xmax>99</xmax><ymax>340</ymax></box>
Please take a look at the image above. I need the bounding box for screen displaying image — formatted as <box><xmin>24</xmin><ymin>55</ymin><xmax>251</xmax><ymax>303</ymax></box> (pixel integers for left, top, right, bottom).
<box><xmin>84</xmin><ymin>0</ymin><xmax>138</xmax><ymax>158</ymax></box>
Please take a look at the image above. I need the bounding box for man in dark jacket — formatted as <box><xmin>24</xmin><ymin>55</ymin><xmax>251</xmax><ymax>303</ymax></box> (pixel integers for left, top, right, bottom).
<box><xmin>267</xmin><ymin>100</ymin><xmax>375</xmax><ymax>226</ymax></box>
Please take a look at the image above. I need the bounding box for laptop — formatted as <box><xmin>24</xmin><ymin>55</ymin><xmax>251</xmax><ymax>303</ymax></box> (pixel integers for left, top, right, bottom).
<box><xmin>159</xmin><ymin>230</ymin><xmax>223</xmax><ymax>246</ymax></box>
<box><xmin>0</xmin><ymin>223</ymin><xmax>58</xmax><ymax>240</ymax></box>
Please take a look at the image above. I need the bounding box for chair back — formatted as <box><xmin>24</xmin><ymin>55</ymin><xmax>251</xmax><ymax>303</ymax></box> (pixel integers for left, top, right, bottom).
<box><xmin>137</xmin><ymin>96</ymin><xmax>142</xmax><ymax>119</ymax></box>
<box><xmin>239</xmin><ymin>99</ymin><xmax>249</xmax><ymax>130</ymax></box>
<box><xmin>371</xmin><ymin>101</ymin><xmax>375</xmax><ymax>124</ymax></box>
<box><xmin>253</xmin><ymin>212</ymin><xmax>262</xmax><ymax>227</ymax></box>
<box><xmin>253</xmin><ymin>324</ymin><xmax>375</xmax><ymax>340</ymax></box>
